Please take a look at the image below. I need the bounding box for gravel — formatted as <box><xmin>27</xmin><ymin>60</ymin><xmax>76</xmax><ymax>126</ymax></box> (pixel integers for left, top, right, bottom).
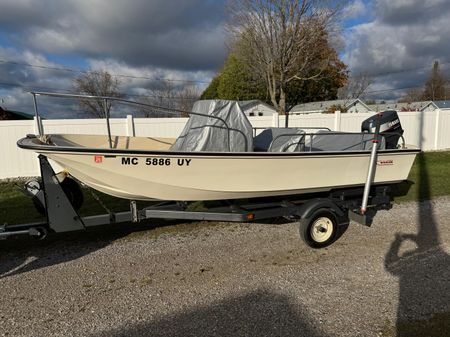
<box><xmin>1</xmin><ymin>197</ymin><xmax>450</xmax><ymax>337</ymax></box>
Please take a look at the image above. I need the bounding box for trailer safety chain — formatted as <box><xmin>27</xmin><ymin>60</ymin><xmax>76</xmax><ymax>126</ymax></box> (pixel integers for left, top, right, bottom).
<box><xmin>86</xmin><ymin>186</ymin><xmax>112</xmax><ymax>215</ymax></box>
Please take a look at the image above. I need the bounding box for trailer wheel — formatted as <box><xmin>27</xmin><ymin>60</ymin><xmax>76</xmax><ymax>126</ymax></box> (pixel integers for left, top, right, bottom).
<box><xmin>33</xmin><ymin>198</ymin><xmax>46</xmax><ymax>215</ymax></box>
<box><xmin>29</xmin><ymin>226</ymin><xmax>48</xmax><ymax>240</ymax></box>
<box><xmin>299</xmin><ymin>208</ymin><xmax>338</xmax><ymax>249</ymax></box>
<box><xmin>60</xmin><ymin>177</ymin><xmax>84</xmax><ymax>211</ymax></box>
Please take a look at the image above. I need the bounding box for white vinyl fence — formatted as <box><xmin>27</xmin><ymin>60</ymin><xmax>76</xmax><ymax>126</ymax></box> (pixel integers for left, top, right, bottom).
<box><xmin>1</xmin><ymin>110</ymin><xmax>450</xmax><ymax>179</ymax></box>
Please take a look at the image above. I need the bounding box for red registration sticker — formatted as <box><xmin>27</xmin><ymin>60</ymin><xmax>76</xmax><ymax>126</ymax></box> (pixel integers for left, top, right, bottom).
<box><xmin>94</xmin><ymin>155</ymin><xmax>103</xmax><ymax>163</ymax></box>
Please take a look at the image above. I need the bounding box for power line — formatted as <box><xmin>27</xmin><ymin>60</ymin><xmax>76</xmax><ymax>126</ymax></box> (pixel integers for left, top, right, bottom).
<box><xmin>0</xmin><ymin>81</ymin><xmax>73</xmax><ymax>93</ymax></box>
<box><xmin>0</xmin><ymin>81</ymin><xmax>199</xmax><ymax>100</ymax></box>
<box><xmin>2</xmin><ymin>56</ymin><xmax>450</xmax><ymax>84</ymax></box>
<box><xmin>353</xmin><ymin>61</ymin><xmax>450</xmax><ymax>78</ymax></box>
<box><xmin>0</xmin><ymin>59</ymin><xmax>210</xmax><ymax>84</ymax></box>
<box><xmin>0</xmin><ymin>79</ymin><xmax>426</xmax><ymax>100</ymax></box>
<box><xmin>1</xmin><ymin>59</ymin><xmax>446</xmax><ymax>99</ymax></box>
<box><xmin>364</xmin><ymin>85</ymin><xmax>423</xmax><ymax>95</ymax></box>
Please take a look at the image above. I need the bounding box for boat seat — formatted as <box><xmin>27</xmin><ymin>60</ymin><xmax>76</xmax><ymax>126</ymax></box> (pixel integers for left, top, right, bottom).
<box><xmin>254</xmin><ymin>128</ymin><xmax>305</xmax><ymax>152</ymax></box>
<box><xmin>304</xmin><ymin>131</ymin><xmax>386</xmax><ymax>152</ymax></box>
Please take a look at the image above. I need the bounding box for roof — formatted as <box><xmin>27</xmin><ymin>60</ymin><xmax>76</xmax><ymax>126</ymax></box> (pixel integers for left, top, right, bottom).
<box><xmin>236</xmin><ymin>100</ymin><xmax>276</xmax><ymax>112</ymax></box>
<box><xmin>0</xmin><ymin>107</ymin><xmax>35</xmax><ymax>120</ymax></box>
<box><xmin>366</xmin><ymin>100</ymin><xmax>450</xmax><ymax>112</ymax></box>
<box><xmin>194</xmin><ymin>100</ymin><xmax>276</xmax><ymax>112</ymax></box>
<box><xmin>433</xmin><ymin>101</ymin><xmax>450</xmax><ymax>109</ymax></box>
<box><xmin>366</xmin><ymin>101</ymin><xmax>434</xmax><ymax>112</ymax></box>
<box><xmin>290</xmin><ymin>99</ymin><xmax>370</xmax><ymax>113</ymax></box>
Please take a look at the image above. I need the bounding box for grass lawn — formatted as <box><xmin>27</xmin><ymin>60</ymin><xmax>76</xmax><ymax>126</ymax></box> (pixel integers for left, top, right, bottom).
<box><xmin>393</xmin><ymin>151</ymin><xmax>450</xmax><ymax>203</ymax></box>
<box><xmin>0</xmin><ymin>181</ymin><xmax>131</xmax><ymax>225</ymax></box>
<box><xmin>1</xmin><ymin>151</ymin><xmax>449</xmax><ymax>225</ymax></box>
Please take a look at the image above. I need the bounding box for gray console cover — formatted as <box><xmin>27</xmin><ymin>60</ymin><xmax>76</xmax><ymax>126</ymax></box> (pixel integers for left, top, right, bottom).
<box><xmin>170</xmin><ymin>100</ymin><xmax>253</xmax><ymax>152</ymax></box>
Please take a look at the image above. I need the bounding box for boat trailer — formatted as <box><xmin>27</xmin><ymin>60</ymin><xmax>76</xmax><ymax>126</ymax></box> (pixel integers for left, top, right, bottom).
<box><xmin>1</xmin><ymin>150</ymin><xmax>393</xmax><ymax>248</ymax></box>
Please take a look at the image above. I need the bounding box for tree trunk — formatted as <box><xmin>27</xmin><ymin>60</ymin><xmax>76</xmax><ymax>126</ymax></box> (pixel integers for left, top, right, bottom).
<box><xmin>267</xmin><ymin>67</ymin><xmax>279</xmax><ymax>112</ymax></box>
<box><xmin>279</xmin><ymin>87</ymin><xmax>289</xmax><ymax>127</ymax></box>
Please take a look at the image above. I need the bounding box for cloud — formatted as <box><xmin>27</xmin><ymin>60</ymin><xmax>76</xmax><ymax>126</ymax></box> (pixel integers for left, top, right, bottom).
<box><xmin>87</xmin><ymin>58</ymin><xmax>213</xmax><ymax>92</ymax></box>
<box><xmin>0</xmin><ymin>47</ymin><xmax>214</xmax><ymax>116</ymax></box>
<box><xmin>343</xmin><ymin>0</ymin><xmax>450</xmax><ymax>99</ymax></box>
<box><xmin>0</xmin><ymin>0</ymin><xmax>227</xmax><ymax>72</ymax></box>
<box><xmin>0</xmin><ymin>0</ymin><xmax>226</xmax><ymax>114</ymax></box>
<box><xmin>0</xmin><ymin>48</ymin><xmax>74</xmax><ymax>94</ymax></box>
<box><xmin>342</xmin><ymin>0</ymin><xmax>367</xmax><ymax>19</ymax></box>
<box><xmin>375</xmin><ymin>0</ymin><xmax>449</xmax><ymax>26</ymax></box>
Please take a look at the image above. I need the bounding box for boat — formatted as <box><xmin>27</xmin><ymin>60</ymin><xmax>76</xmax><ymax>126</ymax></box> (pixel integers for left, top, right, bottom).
<box><xmin>7</xmin><ymin>92</ymin><xmax>421</xmax><ymax>247</ymax></box>
<box><xmin>17</xmin><ymin>93</ymin><xmax>420</xmax><ymax>202</ymax></box>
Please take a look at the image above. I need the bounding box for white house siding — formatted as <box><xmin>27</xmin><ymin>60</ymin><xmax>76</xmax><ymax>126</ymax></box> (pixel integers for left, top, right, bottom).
<box><xmin>243</xmin><ymin>103</ymin><xmax>275</xmax><ymax>117</ymax></box>
<box><xmin>422</xmin><ymin>104</ymin><xmax>437</xmax><ymax>113</ymax></box>
<box><xmin>347</xmin><ymin>102</ymin><xmax>372</xmax><ymax>113</ymax></box>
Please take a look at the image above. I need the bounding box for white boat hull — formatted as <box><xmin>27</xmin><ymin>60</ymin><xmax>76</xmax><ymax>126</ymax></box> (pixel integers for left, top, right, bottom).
<box><xmin>18</xmin><ymin>135</ymin><xmax>419</xmax><ymax>201</ymax></box>
<box><xmin>45</xmin><ymin>151</ymin><xmax>417</xmax><ymax>201</ymax></box>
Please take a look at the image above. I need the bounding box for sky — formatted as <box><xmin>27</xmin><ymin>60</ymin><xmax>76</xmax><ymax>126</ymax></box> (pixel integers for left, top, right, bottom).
<box><xmin>1</xmin><ymin>0</ymin><xmax>450</xmax><ymax>115</ymax></box>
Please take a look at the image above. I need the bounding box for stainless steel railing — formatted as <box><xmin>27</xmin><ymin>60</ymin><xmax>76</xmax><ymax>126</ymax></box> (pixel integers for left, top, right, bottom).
<box><xmin>30</xmin><ymin>91</ymin><xmax>405</xmax><ymax>153</ymax></box>
<box><xmin>30</xmin><ymin>91</ymin><xmax>238</xmax><ymax>151</ymax></box>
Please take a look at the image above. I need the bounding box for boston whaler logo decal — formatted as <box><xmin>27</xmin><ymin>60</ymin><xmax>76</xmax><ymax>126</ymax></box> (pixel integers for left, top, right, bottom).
<box><xmin>94</xmin><ymin>155</ymin><xmax>103</xmax><ymax>163</ymax></box>
<box><xmin>377</xmin><ymin>159</ymin><xmax>394</xmax><ymax>166</ymax></box>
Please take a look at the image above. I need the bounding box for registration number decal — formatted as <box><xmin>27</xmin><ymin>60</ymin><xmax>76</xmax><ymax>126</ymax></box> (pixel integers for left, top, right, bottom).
<box><xmin>121</xmin><ymin>157</ymin><xmax>191</xmax><ymax>166</ymax></box>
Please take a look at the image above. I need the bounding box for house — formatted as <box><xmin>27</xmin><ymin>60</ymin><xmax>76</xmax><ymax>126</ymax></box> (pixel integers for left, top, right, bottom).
<box><xmin>0</xmin><ymin>106</ymin><xmax>34</xmax><ymax>120</ymax></box>
<box><xmin>290</xmin><ymin>99</ymin><xmax>372</xmax><ymax>114</ymax></box>
<box><xmin>238</xmin><ymin>100</ymin><xmax>276</xmax><ymax>116</ymax></box>
<box><xmin>366</xmin><ymin>101</ymin><xmax>432</xmax><ymax>112</ymax></box>
<box><xmin>424</xmin><ymin>101</ymin><xmax>450</xmax><ymax>112</ymax></box>
<box><xmin>194</xmin><ymin>100</ymin><xmax>276</xmax><ymax>117</ymax></box>
<box><xmin>366</xmin><ymin>101</ymin><xmax>450</xmax><ymax>113</ymax></box>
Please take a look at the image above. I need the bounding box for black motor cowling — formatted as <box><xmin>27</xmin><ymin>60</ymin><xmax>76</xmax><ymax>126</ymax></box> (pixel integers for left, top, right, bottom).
<box><xmin>361</xmin><ymin>110</ymin><xmax>404</xmax><ymax>149</ymax></box>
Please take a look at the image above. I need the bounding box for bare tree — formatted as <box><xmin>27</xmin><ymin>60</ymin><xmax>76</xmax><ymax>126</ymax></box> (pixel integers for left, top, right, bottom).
<box><xmin>177</xmin><ymin>85</ymin><xmax>201</xmax><ymax>115</ymax></box>
<box><xmin>398</xmin><ymin>87</ymin><xmax>423</xmax><ymax>104</ymax></box>
<box><xmin>337</xmin><ymin>72</ymin><xmax>372</xmax><ymax>101</ymax></box>
<box><xmin>136</xmin><ymin>81</ymin><xmax>172</xmax><ymax>118</ymax></box>
<box><xmin>74</xmin><ymin>70</ymin><xmax>122</xmax><ymax>118</ymax></box>
<box><xmin>423</xmin><ymin>61</ymin><xmax>447</xmax><ymax>101</ymax></box>
<box><xmin>139</xmin><ymin>81</ymin><xmax>200</xmax><ymax>118</ymax></box>
<box><xmin>227</xmin><ymin>0</ymin><xmax>340</xmax><ymax>126</ymax></box>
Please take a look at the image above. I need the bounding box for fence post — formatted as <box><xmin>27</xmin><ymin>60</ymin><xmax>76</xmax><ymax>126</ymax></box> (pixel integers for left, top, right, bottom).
<box><xmin>334</xmin><ymin>110</ymin><xmax>341</xmax><ymax>131</ymax></box>
<box><xmin>272</xmin><ymin>112</ymin><xmax>279</xmax><ymax>128</ymax></box>
<box><xmin>434</xmin><ymin>109</ymin><xmax>441</xmax><ymax>150</ymax></box>
<box><xmin>126</xmin><ymin>115</ymin><xmax>135</xmax><ymax>137</ymax></box>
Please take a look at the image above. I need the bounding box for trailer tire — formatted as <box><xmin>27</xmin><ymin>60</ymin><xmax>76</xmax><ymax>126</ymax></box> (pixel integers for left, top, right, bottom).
<box><xmin>31</xmin><ymin>177</ymin><xmax>84</xmax><ymax>215</ymax></box>
<box><xmin>33</xmin><ymin>197</ymin><xmax>46</xmax><ymax>215</ymax></box>
<box><xmin>299</xmin><ymin>208</ymin><xmax>338</xmax><ymax>249</ymax></box>
<box><xmin>60</xmin><ymin>177</ymin><xmax>84</xmax><ymax>211</ymax></box>
<box><xmin>29</xmin><ymin>226</ymin><xmax>48</xmax><ymax>240</ymax></box>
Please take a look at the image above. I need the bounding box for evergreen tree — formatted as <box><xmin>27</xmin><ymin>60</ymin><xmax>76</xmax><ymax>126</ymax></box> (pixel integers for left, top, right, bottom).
<box><xmin>201</xmin><ymin>55</ymin><xmax>266</xmax><ymax>101</ymax></box>
<box><xmin>200</xmin><ymin>76</ymin><xmax>220</xmax><ymax>100</ymax></box>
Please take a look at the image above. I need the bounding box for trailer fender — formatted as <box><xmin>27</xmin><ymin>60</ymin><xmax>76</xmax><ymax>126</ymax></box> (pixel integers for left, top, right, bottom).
<box><xmin>296</xmin><ymin>198</ymin><xmax>346</xmax><ymax>221</ymax></box>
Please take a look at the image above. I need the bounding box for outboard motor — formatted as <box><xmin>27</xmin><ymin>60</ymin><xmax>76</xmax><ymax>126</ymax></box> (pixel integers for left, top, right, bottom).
<box><xmin>361</xmin><ymin>110</ymin><xmax>404</xmax><ymax>149</ymax></box>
